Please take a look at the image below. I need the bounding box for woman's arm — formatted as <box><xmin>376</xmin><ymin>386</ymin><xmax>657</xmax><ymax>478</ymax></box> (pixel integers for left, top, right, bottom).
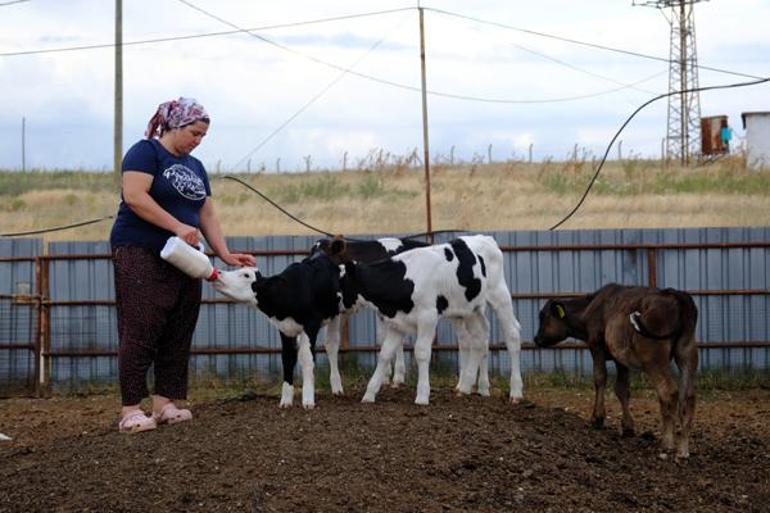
<box><xmin>122</xmin><ymin>171</ymin><xmax>200</xmax><ymax>245</ymax></box>
<box><xmin>199</xmin><ymin>197</ymin><xmax>256</xmax><ymax>267</ymax></box>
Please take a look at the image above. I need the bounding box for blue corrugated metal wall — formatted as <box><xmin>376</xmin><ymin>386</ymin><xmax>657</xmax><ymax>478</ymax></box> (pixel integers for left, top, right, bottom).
<box><xmin>0</xmin><ymin>238</ymin><xmax>42</xmax><ymax>391</ymax></box>
<box><xmin>0</xmin><ymin>227</ymin><xmax>768</xmax><ymax>393</ymax></box>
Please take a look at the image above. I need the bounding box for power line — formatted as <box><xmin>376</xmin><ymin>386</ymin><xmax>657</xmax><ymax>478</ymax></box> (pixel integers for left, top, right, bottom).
<box><xmin>170</xmin><ymin>0</ymin><xmax>405</xmax><ymax>170</ymax></box>
<box><xmin>0</xmin><ymin>7</ymin><xmax>414</xmax><ymax>57</ymax></box>
<box><xmin>2</xmin><ymin>4</ymin><xmax>763</xmax><ymax>105</ymax></box>
<box><xmin>0</xmin><ymin>215</ymin><xmax>113</xmax><ymax>237</ymax></box>
<box><xmin>426</xmin><ymin>7</ymin><xmax>765</xmax><ymax>81</ymax></box>
<box><xmin>462</xmin><ymin>22</ymin><xmax>661</xmax><ymax>97</ymax></box>
<box><xmin>176</xmin><ymin>0</ymin><xmax>670</xmax><ymax>105</ymax></box>
<box><xmin>230</xmin><ymin>26</ymin><xmax>401</xmax><ymax>170</ymax></box>
<box><xmin>548</xmin><ymin>76</ymin><xmax>770</xmax><ymax>231</ymax></box>
<box><xmin>0</xmin><ymin>0</ymin><xmax>30</xmax><ymax>7</ymax></box>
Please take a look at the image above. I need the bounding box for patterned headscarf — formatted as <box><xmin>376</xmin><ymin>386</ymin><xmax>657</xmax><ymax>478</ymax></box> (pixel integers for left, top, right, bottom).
<box><xmin>145</xmin><ymin>97</ymin><xmax>209</xmax><ymax>139</ymax></box>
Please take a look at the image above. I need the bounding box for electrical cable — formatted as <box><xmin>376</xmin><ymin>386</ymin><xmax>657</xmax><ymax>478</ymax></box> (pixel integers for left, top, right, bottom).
<box><xmin>182</xmin><ymin>0</ymin><xmax>410</xmax><ymax>170</ymax></box>
<box><xmin>5</xmin><ymin>4</ymin><xmax>759</xmax><ymax>106</ymax></box>
<box><xmin>426</xmin><ymin>7</ymin><xmax>766</xmax><ymax>81</ymax></box>
<box><xmin>221</xmin><ymin>175</ymin><xmax>337</xmax><ymax>238</ymax></box>
<box><xmin>0</xmin><ymin>215</ymin><xmax>113</xmax><ymax>237</ymax></box>
<box><xmin>0</xmin><ymin>7</ymin><xmax>414</xmax><ymax>57</ymax></box>
<box><xmin>0</xmin><ymin>0</ymin><xmax>29</xmax><ymax>6</ymax></box>
<box><xmin>547</xmin><ymin>76</ymin><xmax>770</xmax><ymax>231</ymax></box>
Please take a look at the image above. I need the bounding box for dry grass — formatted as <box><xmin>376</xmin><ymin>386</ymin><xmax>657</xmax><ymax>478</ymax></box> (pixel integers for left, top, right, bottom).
<box><xmin>1</xmin><ymin>157</ymin><xmax>769</xmax><ymax>243</ymax></box>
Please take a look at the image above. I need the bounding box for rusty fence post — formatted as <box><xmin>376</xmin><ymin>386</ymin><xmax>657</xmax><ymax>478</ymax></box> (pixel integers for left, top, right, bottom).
<box><xmin>35</xmin><ymin>256</ymin><xmax>51</xmax><ymax>396</ymax></box>
<box><xmin>646</xmin><ymin>248</ymin><xmax>657</xmax><ymax>288</ymax></box>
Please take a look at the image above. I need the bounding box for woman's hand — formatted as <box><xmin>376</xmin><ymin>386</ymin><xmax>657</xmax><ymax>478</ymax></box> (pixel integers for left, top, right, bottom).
<box><xmin>220</xmin><ymin>252</ymin><xmax>256</xmax><ymax>267</ymax></box>
<box><xmin>175</xmin><ymin>224</ymin><xmax>201</xmax><ymax>246</ymax></box>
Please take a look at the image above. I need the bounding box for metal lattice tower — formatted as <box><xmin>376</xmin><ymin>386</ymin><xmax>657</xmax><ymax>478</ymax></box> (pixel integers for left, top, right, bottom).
<box><xmin>634</xmin><ymin>1</ymin><xmax>706</xmax><ymax>165</ymax></box>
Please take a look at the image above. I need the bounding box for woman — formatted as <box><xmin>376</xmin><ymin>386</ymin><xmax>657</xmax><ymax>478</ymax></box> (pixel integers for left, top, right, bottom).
<box><xmin>110</xmin><ymin>97</ymin><xmax>255</xmax><ymax>433</ymax></box>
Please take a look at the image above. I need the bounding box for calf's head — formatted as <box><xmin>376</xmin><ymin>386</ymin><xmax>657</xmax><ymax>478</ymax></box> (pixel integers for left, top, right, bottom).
<box><xmin>533</xmin><ymin>300</ymin><xmax>571</xmax><ymax>347</ymax></box>
<box><xmin>310</xmin><ymin>235</ymin><xmax>349</xmax><ymax>265</ymax></box>
<box><xmin>212</xmin><ymin>267</ymin><xmax>261</xmax><ymax>306</ymax></box>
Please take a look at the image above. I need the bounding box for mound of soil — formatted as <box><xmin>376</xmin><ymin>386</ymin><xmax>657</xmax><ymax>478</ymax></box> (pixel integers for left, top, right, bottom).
<box><xmin>1</xmin><ymin>386</ymin><xmax>769</xmax><ymax>512</ymax></box>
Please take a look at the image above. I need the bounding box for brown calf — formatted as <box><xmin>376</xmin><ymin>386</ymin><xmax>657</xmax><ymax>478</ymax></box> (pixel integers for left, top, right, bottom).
<box><xmin>534</xmin><ymin>283</ymin><xmax>698</xmax><ymax>458</ymax></box>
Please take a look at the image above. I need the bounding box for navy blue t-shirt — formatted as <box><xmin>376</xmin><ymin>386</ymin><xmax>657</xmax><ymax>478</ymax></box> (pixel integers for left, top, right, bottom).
<box><xmin>110</xmin><ymin>139</ymin><xmax>212</xmax><ymax>253</ymax></box>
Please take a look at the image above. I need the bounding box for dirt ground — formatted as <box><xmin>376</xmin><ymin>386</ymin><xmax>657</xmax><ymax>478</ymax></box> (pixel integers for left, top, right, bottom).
<box><xmin>1</xmin><ymin>383</ymin><xmax>769</xmax><ymax>513</ymax></box>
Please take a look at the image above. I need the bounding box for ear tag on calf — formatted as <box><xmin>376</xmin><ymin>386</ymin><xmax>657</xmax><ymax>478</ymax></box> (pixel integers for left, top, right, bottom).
<box><xmin>556</xmin><ymin>304</ymin><xmax>566</xmax><ymax>319</ymax></box>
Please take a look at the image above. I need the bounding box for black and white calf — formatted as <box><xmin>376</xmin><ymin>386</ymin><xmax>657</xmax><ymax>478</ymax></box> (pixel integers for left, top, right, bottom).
<box><xmin>329</xmin><ymin>234</ymin><xmax>523</xmax><ymax>405</ymax></box>
<box><xmin>310</xmin><ymin>236</ymin><xmax>430</xmax><ymax>392</ymax></box>
<box><xmin>212</xmin><ymin>249</ymin><xmax>343</xmax><ymax>408</ymax></box>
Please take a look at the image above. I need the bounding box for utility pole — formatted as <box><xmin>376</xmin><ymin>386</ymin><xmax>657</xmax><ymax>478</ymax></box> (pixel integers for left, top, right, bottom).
<box><xmin>114</xmin><ymin>0</ymin><xmax>123</xmax><ymax>184</ymax></box>
<box><xmin>418</xmin><ymin>6</ymin><xmax>433</xmax><ymax>242</ymax></box>
<box><xmin>633</xmin><ymin>0</ymin><xmax>705</xmax><ymax>166</ymax></box>
<box><xmin>21</xmin><ymin>117</ymin><xmax>26</xmax><ymax>172</ymax></box>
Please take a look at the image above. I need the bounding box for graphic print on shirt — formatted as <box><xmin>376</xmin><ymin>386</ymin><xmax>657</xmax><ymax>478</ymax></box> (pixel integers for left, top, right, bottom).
<box><xmin>162</xmin><ymin>164</ymin><xmax>206</xmax><ymax>200</ymax></box>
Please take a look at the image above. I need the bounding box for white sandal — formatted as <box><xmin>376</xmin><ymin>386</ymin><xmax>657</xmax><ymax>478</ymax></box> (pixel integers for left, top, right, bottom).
<box><xmin>153</xmin><ymin>403</ymin><xmax>193</xmax><ymax>425</ymax></box>
<box><xmin>119</xmin><ymin>411</ymin><xmax>157</xmax><ymax>434</ymax></box>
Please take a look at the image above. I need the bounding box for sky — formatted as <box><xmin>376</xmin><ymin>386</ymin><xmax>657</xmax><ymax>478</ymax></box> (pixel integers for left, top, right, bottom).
<box><xmin>0</xmin><ymin>0</ymin><xmax>768</xmax><ymax>172</ymax></box>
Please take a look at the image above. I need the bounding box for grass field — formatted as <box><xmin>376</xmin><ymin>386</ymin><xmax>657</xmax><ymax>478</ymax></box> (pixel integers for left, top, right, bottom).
<box><xmin>1</xmin><ymin>154</ymin><xmax>769</xmax><ymax>242</ymax></box>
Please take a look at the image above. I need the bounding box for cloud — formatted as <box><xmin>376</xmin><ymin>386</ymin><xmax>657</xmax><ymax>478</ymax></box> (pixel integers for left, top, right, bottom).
<box><xmin>0</xmin><ymin>0</ymin><xmax>767</xmax><ymax>170</ymax></box>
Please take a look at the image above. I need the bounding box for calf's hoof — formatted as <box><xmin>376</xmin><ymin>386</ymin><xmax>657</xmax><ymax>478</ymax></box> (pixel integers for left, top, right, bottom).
<box><xmin>302</xmin><ymin>402</ymin><xmax>315</xmax><ymax>410</ymax></box>
<box><xmin>509</xmin><ymin>396</ymin><xmax>521</xmax><ymax>405</ymax></box>
<box><xmin>361</xmin><ymin>393</ymin><xmax>376</xmax><ymax>403</ymax></box>
<box><xmin>455</xmin><ymin>387</ymin><xmax>472</xmax><ymax>397</ymax></box>
<box><xmin>590</xmin><ymin>417</ymin><xmax>605</xmax><ymax>429</ymax></box>
<box><xmin>414</xmin><ymin>396</ymin><xmax>430</xmax><ymax>406</ymax></box>
<box><xmin>622</xmin><ymin>428</ymin><xmax>636</xmax><ymax>438</ymax></box>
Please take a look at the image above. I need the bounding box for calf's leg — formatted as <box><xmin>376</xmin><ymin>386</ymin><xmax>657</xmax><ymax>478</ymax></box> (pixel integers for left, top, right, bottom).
<box><xmin>324</xmin><ymin>316</ymin><xmax>344</xmax><ymax>395</ymax></box>
<box><xmin>674</xmin><ymin>339</ymin><xmax>698</xmax><ymax>458</ymax></box>
<box><xmin>647</xmin><ymin>369</ymin><xmax>679</xmax><ymax>452</ymax></box>
<box><xmin>280</xmin><ymin>333</ymin><xmax>298</xmax><ymax>408</ymax></box>
<box><xmin>614</xmin><ymin>362</ymin><xmax>635</xmax><ymax>436</ymax></box>
<box><xmin>362</xmin><ymin>327</ymin><xmax>402</xmax><ymax>403</ymax></box>
<box><xmin>487</xmin><ymin>285</ymin><xmax>523</xmax><ymax>402</ymax></box>
<box><xmin>471</xmin><ymin>312</ymin><xmax>491</xmax><ymax>396</ymax></box>
<box><xmin>391</xmin><ymin>342</ymin><xmax>406</xmax><ymax>387</ymax></box>
<box><xmin>298</xmin><ymin>332</ymin><xmax>316</xmax><ymax>409</ymax></box>
<box><xmin>375</xmin><ymin>315</ymin><xmax>406</xmax><ymax>387</ymax></box>
<box><xmin>589</xmin><ymin>347</ymin><xmax>608</xmax><ymax>428</ymax></box>
<box><xmin>413</xmin><ymin>315</ymin><xmax>439</xmax><ymax>405</ymax></box>
<box><xmin>452</xmin><ymin>318</ymin><xmax>480</xmax><ymax>396</ymax></box>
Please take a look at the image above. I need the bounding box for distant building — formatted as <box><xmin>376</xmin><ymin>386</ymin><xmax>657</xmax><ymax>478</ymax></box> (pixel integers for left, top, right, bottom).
<box><xmin>741</xmin><ymin>111</ymin><xmax>770</xmax><ymax>170</ymax></box>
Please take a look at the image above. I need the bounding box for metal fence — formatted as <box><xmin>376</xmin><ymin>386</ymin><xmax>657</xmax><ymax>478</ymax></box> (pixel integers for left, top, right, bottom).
<box><xmin>1</xmin><ymin>227</ymin><xmax>768</xmax><ymax>396</ymax></box>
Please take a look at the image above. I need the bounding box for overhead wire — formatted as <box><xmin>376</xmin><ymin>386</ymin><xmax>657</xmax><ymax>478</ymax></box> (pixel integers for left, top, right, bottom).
<box><xmin>4</xmin><ymin>5</ymin><xmax>757</xmax><ymax>105</ymax></box>
<box><xmin>426</xmin><ymin>7</ymin><xmax>766</xmax><ymax>81</ymax></box>
<box><xmin>0</xmin><ymin>7</ymin><xmax>414</xmax><ymax>57</ymax></box>
<box><xmin>456</xmin><ymin>16</ymin><xmax>663</xmax><ymax>98</ymax></box>
<box><xmin>170</xmin><ymin>0</ymin><xmax>409</xmax><ymax>170</ymax></box>
<box><xmin>0</xmin><ymin>215</ymin><xmax>113</xmax><ymax>237</ymax></box>
<box><xmin>0</xmin><ymin>0</ymin><xmax>30</xmax><ymax>6</ymax></box>
<box><xmin>548</xmin><ymin>77</ymin><xmax>770</xmax><ymax>231</ymax></box>
<box><xmin>172</xmin><ymin>0</ymin><xmax>675</xmax><ymax>106</ymax></box>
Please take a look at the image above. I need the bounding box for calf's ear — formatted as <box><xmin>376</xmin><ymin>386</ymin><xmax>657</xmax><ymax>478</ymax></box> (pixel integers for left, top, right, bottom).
<box><xmin>330</xmin><ymin>235</ymin><xmax>346</xmax><ymax>256</ymax></box>
<box><xmin>550</xmin><ymin>301</ymin><xmax>567</xmax><ymax>319</ymax></box>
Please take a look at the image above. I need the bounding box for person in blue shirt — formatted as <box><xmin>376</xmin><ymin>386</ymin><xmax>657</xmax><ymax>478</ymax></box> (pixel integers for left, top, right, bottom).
<box><xmin>110</xmin><ymin>97</ymin><xmax>256</xmax><ymax>433</ymax></box>
<box><xmin>720</xmin><ymin>125</ymin><xmax>733</xmax><ymax>154</ymax></box>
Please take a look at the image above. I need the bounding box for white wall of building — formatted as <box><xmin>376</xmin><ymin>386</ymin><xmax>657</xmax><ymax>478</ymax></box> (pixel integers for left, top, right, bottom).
<box><xmin>742</xmin><ymin>112</ymin><xmax>770</xmax><ymax>171</ymax></box>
